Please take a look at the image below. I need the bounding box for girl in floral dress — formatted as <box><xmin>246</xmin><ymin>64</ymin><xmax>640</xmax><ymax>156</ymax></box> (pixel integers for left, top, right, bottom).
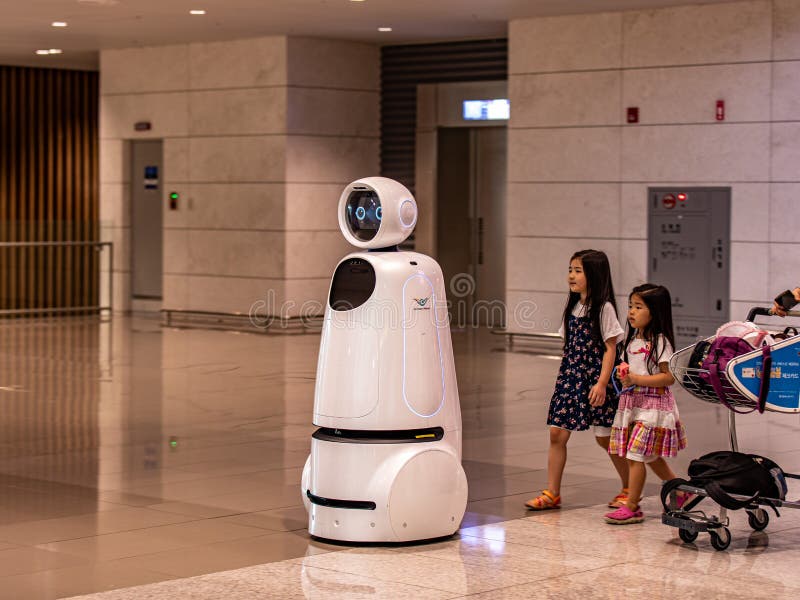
<box><xmin>526</xmin><ymin>249</ymin><xmax>629</xmax><ymax>510</ymax></box>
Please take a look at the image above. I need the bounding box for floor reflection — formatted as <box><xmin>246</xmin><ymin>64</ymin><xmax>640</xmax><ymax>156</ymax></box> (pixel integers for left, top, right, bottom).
<box><xmin>0</xmin><ymin>317</ymin><xmax>103</xmax><ymax>522</ymax></box>
<box><xmin>0</xmin><ymin>316</ymin><xmax>797</xmax><ymax>599</ymax></box>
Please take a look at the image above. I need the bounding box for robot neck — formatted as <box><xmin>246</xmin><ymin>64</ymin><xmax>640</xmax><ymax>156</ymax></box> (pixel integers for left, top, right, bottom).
<box><xmin>367</xmin><ymin>245</ymin><xmax>399</xmax><ymax>253</ymax></box>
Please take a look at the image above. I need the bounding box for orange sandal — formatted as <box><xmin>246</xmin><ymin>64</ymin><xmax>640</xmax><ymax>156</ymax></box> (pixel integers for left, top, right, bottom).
<box><xmin>525</xmin><ymin>489</ymin><xmax>561</xmax><ymax>510</ymax></box>
<box><xmin>608</xmin><ymin>488</ymin><xmax>630</xmax><ymax>508</ymax></box>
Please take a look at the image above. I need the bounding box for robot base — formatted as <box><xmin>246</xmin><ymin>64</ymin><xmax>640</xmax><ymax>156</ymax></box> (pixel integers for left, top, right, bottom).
<box><xmin>301</xmin><ymin>436</ymin><xmax>467</xmax><ymax>543</ymax></box>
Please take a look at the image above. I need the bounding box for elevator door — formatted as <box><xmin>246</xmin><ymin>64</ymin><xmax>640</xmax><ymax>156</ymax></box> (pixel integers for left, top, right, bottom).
<box><xmin>131</xmin><ymin>140</ymin><xmax>163</xmax><ymax>299</ymax></box>
<box><xmin>437</xmin><ymin>127</ymin><xmax>506</xmax><ymax>327</ymax></box>
<box><xmin>648</xmin><ymin>187</ymin><xmax>730</xmax><ymax>349</ymax></box>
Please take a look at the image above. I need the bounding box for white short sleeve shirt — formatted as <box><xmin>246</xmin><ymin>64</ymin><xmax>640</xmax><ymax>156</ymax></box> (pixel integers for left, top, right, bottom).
<box><xmin>626</xmin><ymin>335</ymin><xmax>675</xmax><ymax>375</ymax></box>
<box><xmin>558</xmin><ymin>301</ymin><xmax>624</xmax><ymax>343</ymax></box>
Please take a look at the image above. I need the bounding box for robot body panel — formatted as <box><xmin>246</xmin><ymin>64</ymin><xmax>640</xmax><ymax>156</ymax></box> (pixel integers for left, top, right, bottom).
<box><xmin>301</xmin><ymin>439</ymin><xmax>467</xmax><ymax>542</ymax></box>
<box><xmin>303</xmin><ymin>177</ymin><xmax>467</xmax><ymax>542</ymax></box>
<box><xmin>314</xmin><ymin>251</ymin><xmax>460</xmax><ymax>432</ymax></box>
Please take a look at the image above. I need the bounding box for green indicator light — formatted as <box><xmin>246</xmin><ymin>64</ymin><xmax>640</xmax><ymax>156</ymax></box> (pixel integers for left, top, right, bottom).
<box><xmin>169</xmin><ymin>192</ymin><xmax>179</xmax><ymax>200</ymax></box>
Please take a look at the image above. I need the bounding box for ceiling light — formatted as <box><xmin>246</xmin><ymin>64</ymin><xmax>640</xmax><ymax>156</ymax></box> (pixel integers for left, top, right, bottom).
<box><xmin>35</xmin><ymin>48</ymin><xmax>62</xmax><ymax>55</ymax></box>
<box><xmin>51</xmin><ymin>21</ymin><xmax>68</xmax><ymax>27</ymax></box>
<box><xmin>36</xmin><ymin>49</ymin><xmax>50</xmax><ymax>55</ymax></box>
<box><xmin>378</xmin><ymin>27</ymin><xmax>392</xmax><ymax>32</ymax></box>
<box><xmin>189</xmin><ymin>9</ymin><xmax>206</xmax><ymax>15</ymax></box>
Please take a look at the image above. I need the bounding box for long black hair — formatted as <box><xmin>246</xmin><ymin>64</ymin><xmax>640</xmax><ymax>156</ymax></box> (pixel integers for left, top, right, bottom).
<box><xmin>622</xmin><ymin>283</ymin><xmax>676</xmax><ymax>373</ymax></box>
<box><xmin>562</xmin><ymin>249</ymin><xmax>618</xmax><ymax>348</ymax></box>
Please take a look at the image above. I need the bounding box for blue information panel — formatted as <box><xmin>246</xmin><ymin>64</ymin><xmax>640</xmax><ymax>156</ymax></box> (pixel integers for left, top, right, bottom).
<box><xmin>144</xmin><ymin>165</ymin><xmax>159</xmax><ymax>190</ymax></box>
<box><xmin>728</xmin><ymin>337</ymin><xmax>800</xmax><ymax>413</ymax></box>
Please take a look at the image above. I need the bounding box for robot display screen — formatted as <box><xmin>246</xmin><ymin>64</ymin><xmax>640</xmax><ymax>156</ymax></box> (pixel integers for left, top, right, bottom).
<box><xmin>345</xmin><ymin>190</ymin><xmax>382</xmax><ymax>241</ymax></box>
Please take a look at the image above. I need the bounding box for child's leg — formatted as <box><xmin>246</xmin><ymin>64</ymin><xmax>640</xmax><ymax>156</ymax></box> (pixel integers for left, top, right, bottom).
<box><xmin>547</xmin><ymin>426</ymin><xmax>571</xmax><ymax>495</ymax></box>
<box><xmin>626</xmin><ymin>458</ymin><xmax>646</xmax><ymax>510</ymax></box>
<box><xmin>648</xmin><ymin>458</ymin><xmax>693</xmax><ymax>507</ymax></box>
<box><xmin>595</xmin><ymin>434</ymin><xmax>630</xmax><ymax>489</ymax></box>
<box><xmin>647</xmin><ymin>457</ymin><xmax>677</xmax><ymax>482</ymax></box>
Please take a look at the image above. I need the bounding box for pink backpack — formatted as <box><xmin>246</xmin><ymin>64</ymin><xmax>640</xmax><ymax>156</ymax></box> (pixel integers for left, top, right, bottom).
<box><xmin>699</xmin><ymin>321</ymin><xmax>772</xmax><ymax>414</ymax></box>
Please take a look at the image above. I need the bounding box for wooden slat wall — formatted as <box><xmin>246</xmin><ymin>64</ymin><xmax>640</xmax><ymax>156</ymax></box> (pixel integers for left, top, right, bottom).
<box><xmin>380</xmin><ymin>39</ymin><xmax>508</xmax><ymax>194</ymax></box>
<box><xmin>0</xmin><ymin>66</ymin><xmax>99</xmax><ymax>314</ymax></box>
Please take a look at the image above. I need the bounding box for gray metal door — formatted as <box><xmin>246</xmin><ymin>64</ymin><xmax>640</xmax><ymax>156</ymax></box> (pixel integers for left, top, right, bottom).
<box><xmin>436</xmin><ymin>127</ymin><xmax>471</xmax><ymax>325</ymax></box>
<box><xmin>473</xmin><ymin>127</ymin><xmax>506</xmax><ymax>327</ymax></box>
<box><xmin>436</xmin><ymin>127</ymin><xmax>506</xmax><ymax>327</ymax></box>
<box><xmin>648</xmin><ymin>188</ymin><xmax>730</xmax><ymax>349</ymax></box>
<box><xmin>131</xmin><ymin>140</ymin><xmax>163</xmax><ymax>299</ymax></box>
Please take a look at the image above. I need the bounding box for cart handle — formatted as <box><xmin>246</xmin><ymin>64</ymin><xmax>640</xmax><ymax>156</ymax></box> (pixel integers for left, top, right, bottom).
<box><xmin>747</xmin><ymin>307</ymin><xmax>773</xmax><ymax>321</ymax></box>
<box><xmin>747</xmin><ymin>306</ymin><xmax>800</xmax><ymax>321</ymax></box>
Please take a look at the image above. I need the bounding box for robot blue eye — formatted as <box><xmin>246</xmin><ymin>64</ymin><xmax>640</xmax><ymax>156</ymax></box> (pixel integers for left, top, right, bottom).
<box><xmin>345</xmin><ymin>190</ymin><xmax>381</xmax><ymax>241</ymax></box>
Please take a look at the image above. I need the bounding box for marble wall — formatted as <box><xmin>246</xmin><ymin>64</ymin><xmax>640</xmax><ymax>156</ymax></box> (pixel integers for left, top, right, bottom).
<box><xmin>100</xmin><ymin>36</ymin><xmax>379</xmax><ymax>316</ymax></box>
<box><xmin>507</xmin><ymin>0</ymin><xmax>800</xmax><ymax>333</ymax></box>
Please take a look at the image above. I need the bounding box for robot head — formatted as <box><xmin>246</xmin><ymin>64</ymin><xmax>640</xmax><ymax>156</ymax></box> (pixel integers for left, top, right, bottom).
<box><xmin>338</xmin><ymin>177</ymin><xmax>417</xmax><ymax>249</ymax></box>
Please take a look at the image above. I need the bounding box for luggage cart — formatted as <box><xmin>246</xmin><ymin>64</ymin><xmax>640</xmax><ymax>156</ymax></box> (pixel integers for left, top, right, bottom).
<box><xmin>664</xmin><ymin>307</ymin><xmax>800</xmax><ymax>550</ymax></box>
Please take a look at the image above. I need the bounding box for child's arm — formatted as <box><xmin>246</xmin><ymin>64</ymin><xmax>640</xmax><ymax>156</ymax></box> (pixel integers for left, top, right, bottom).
<box><xmin>623</xmin><ymin>362</ymin><xmax>675</xmax><ymax>387</ymax></box>
<box><xmin>588</xmin><ymin>338</ymin><xmax>617</xmax><ymax>406</ymax></box>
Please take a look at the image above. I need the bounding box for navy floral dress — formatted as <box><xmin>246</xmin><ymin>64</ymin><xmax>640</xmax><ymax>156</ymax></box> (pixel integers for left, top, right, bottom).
<box><xmin>547</xmin><ymin>314</ymin><xmax>618</xmax><ymax>431</ymax></box>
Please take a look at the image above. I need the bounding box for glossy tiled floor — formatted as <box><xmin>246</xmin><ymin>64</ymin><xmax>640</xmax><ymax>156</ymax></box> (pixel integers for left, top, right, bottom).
<box><xmin>0</xmin><ymin>316</ymin><xmax>798</xmax><ymax>599</ymax></box>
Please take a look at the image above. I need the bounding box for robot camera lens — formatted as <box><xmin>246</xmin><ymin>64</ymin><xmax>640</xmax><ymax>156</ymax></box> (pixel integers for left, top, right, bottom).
<box><xmin>356</xmin><ymin>206</ymin><xmax>366</xmax><ymax>220</ymax></box>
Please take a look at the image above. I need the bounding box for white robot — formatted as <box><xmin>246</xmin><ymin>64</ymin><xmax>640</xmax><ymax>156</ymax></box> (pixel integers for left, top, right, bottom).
<box><xmin>301</xmin><ymin>176</ymin><xmax>468</xmax><ymax>543</ymax></box>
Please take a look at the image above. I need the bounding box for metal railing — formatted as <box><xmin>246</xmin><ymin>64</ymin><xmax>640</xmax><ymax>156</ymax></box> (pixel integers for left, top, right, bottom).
<box><xmin>0</xmin><ymin>241</ymin><xmax>113</xmax><ymax>317</ymax></box>
<box><xmin>491</xmin><ymin>328</ymin><xmax>563</xmax><ymax>356</ymax></box>
<box><xmin>162</xmin><ymin>308</ymin><xmax>322</xmax><ymax>334</ymax></box>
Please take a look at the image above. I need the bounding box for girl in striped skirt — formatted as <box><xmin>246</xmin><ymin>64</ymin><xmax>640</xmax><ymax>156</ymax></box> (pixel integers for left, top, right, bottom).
<box><xmin>605</xmin><ymin>283</ymin><xmax>688</xmax><ymax>524</ymax></box>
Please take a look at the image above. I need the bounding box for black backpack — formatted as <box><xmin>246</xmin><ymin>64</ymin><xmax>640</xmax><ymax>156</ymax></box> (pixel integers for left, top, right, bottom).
<box><xmin>662</xmin><ymin>451</ymin><xmax>787</xmax><ymax>513</ymax></box>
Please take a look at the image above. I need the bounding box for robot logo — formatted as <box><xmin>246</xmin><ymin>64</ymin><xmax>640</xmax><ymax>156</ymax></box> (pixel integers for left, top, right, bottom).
<box><xmin>413</xmin><ymin>297</ymin><xmax>430</xmax><ymax>309</ymax></box>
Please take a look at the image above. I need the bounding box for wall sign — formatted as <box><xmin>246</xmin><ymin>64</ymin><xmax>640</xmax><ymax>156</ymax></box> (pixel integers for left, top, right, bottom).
<box><xmin>462</xmin><ymin>99</ymin><xmax>510</xmax><ymax>121</ymax></box>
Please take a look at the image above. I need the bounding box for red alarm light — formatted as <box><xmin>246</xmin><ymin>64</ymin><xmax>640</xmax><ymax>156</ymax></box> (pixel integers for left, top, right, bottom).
<box><xmin>677</xmin><ymin>193</ymin><xmax>687</xmax><ymax>202</ymax></box>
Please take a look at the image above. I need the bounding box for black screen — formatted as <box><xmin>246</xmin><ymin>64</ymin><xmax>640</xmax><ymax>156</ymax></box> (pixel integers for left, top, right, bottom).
<box><xmin>329</xmin><ymin>258</ymin><xmax>376</xmax><ymax>311</ymax></box>
<box><xmin>345</xmin><ymin>190</ymin><xmax>382</xmax><ymax>241</ymax></box>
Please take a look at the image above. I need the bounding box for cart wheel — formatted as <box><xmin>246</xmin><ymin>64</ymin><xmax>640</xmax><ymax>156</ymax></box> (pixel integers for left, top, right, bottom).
<box><xmin>747</xmin><ymin>509</ymin><xmax>769</xmax><ymax>531</ymax></box>
<box><xmin>678</xmin><ymin>528</ymin><xmax>698</xmax><ymax>543</ymax></box>
<box><xmin>709</xmin><ymin>527</ymin><xmax>731</xmax><ymax>551</ymax></box>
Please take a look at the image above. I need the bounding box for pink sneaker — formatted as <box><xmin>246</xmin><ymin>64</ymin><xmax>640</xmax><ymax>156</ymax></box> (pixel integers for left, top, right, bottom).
<box><xmin>676</xmin><ymin>492</ymin><xmax>696</xmax><ymax>510</ymax></box>
<box><xmin>604</xmin><ymin>505</ymin><xmax>644</xmax><ymax>524</ymax></box>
